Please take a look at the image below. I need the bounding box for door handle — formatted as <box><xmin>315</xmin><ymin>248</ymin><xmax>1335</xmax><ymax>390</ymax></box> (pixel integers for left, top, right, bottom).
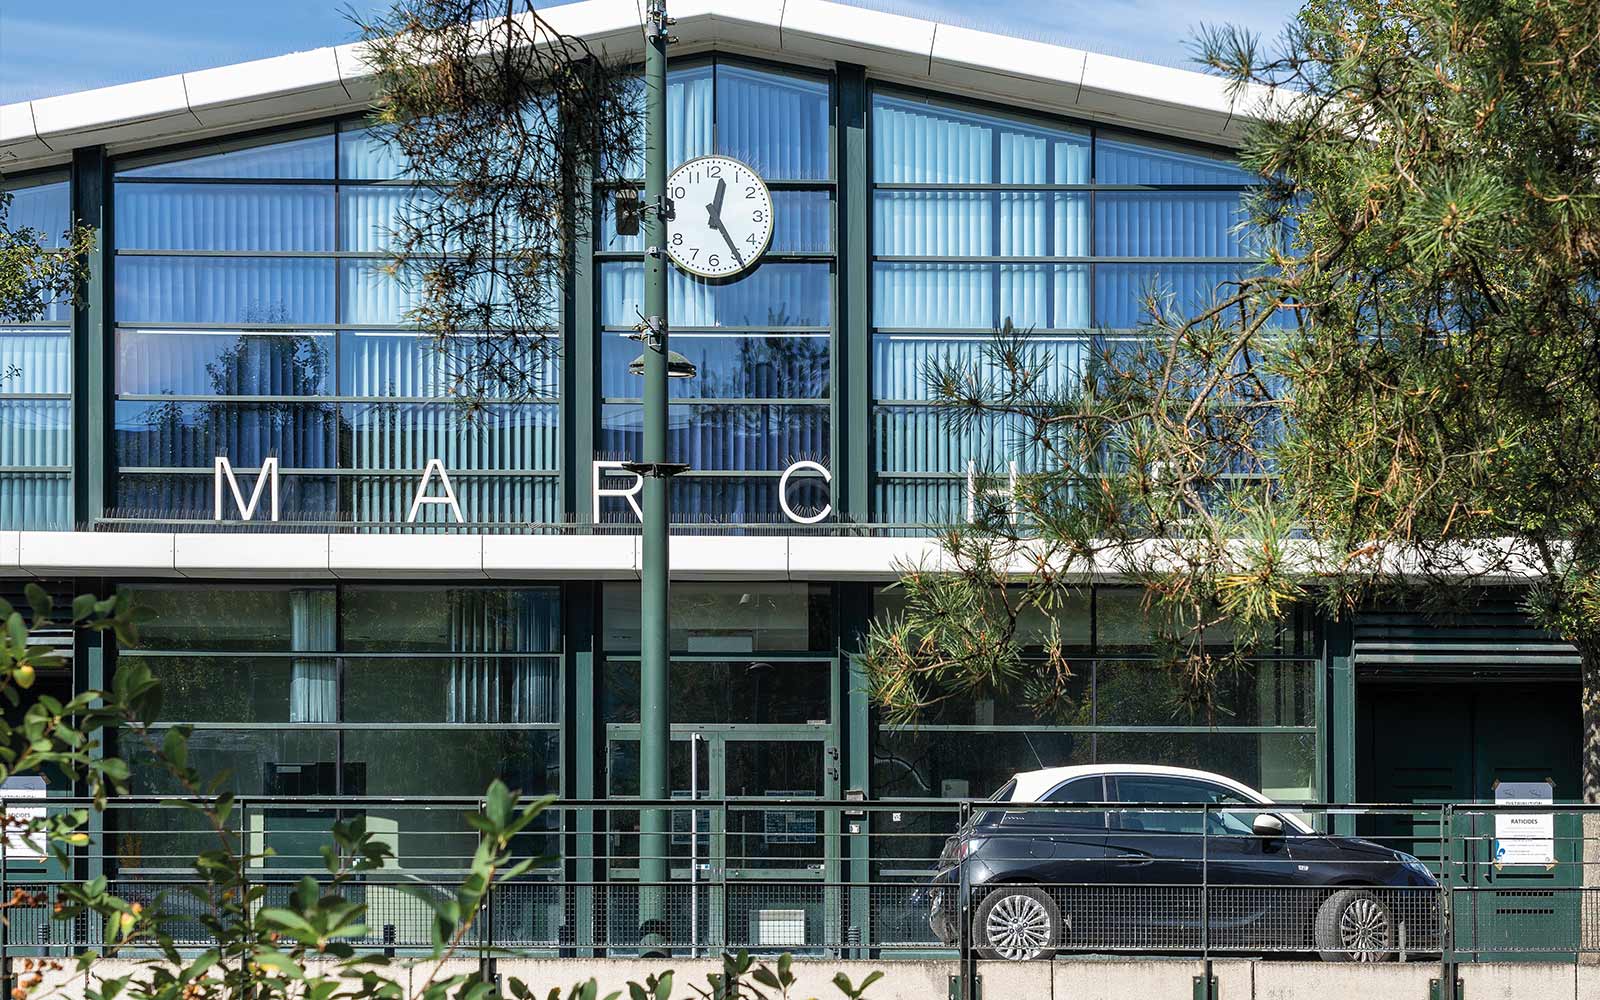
<box><xmin>1116</xmin><ymin>852</ymin><xmax>1153</xmax><ymax>865</ymax></box>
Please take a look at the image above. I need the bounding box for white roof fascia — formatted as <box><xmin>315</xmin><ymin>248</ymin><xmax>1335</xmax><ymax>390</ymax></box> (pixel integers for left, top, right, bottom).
<box><xmin>184</xmin><ymin>48</ymin><xmax>354</xmax><ymax>131</ymax></box>
<box><xmin>173</xmin><ymin>533</ymin><xmax>333</xmax><ymax>579</ymax></box>
<box><xmin>0</xmin><ymin>0</ymin><xmax>1260</xmax><ymax>174</ymax></box>
<box><xmin>779</xmin><ymin>0</ymin><xmax>936</xmax><ymax>79</ymax></box>
<box><xmin>1077</xmin><ymin>50</ymin><xmax>1241</xmax><ymax>139</ymax></box>
<box><xmin>327</xmin><ymin>534</ymin><xmax>488</xmax><ymax>579</ymax></box>
<box><xmin>17</xmin><ymin>531</ymin><xmax>181</xmax><ymax>578</ymax></box>
<box><xmin>0</xmin><ymin>531</ymin><xmax>21</xmax><ymax>576</ymax></box>
<box><xmin>927</xmin><ymin>23</ymin><xmax>1089</xmax><ymax>114</ymax></box>
<box><xmin>483</xmin><ymin>535</ymin><xmax>639</xmax><ymax>580</ymax></box>
<box><xmin>0</xmin><ymin>101</ymin><xmax>53</xmax><ymax>164</ymax></box>
<box><xmin>670</xmin><ymin>0</ymin><xmax>785</xmax><ymax>51</ymax></box>
<box><xmin>29</xmin><ymin>73</ymin><xmax>201</xmax><ymax>153</ymax></box>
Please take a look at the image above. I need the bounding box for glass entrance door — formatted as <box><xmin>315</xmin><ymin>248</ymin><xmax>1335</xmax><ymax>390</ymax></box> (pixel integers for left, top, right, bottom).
<box><xmin>604</xmin><ymin>730</ymin><xmax>838</xmax><ymax>953</ymax></box>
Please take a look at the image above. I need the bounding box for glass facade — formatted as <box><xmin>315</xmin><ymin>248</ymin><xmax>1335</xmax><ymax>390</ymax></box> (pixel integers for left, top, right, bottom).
<box><xmin>8</xmin><ymin>56</ymin><xmax>1325</xmax><ymax>895</ymax></box>
<box><xmin>596</xmin><ymin>60</ymin><xmax>835</xmax><ymax>521</ymax></box>
<box><xmin>869</xmin><ymin>91</ymin><xmax>1263</xmax><ymax>522</ymax></box>
<box><xmin>115</xmin><ymin>585</ymin><xmax>561</xmax><ymax>871</ymax></box>
<box><xmin>0</xmin><ymin>174</ymin><xmax>73</xmax><ymax>529</ymax></box>
<box><xmin>111</xmin><ymin>125</ymin><xmax>560</xmax><ymax>524</ymax></box>
<box><xmin>0</xmin><ymin>60</ymin><xmax>1266</xmax><ymax>531</ymax></box>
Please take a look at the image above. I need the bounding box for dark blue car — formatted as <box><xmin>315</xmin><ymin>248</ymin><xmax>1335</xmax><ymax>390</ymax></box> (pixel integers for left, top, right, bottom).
<box><xmin>919</xmin><ymin>765</ymin><xmax>1440</xmax><ymax>961</ymax></box>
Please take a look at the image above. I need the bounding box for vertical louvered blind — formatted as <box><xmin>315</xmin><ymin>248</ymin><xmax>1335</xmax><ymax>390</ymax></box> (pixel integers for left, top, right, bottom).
<box><xmin>869</xmin><ymin>91</ymin><xmax>1264</xmax><ymax>523</ymax></box>
<box><xmin>110</xmin><ymin>124</ymin><xmax>560</xmax><ymax>524</ymax></box>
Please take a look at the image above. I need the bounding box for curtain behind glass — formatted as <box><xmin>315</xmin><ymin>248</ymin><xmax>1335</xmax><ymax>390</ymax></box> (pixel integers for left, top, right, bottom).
<box><xmin>289</xmin><ymin>590</ymin><xmax>336</xmax><ymax>723</ymax></box>
<box><xmin>447</xmin><ymin>591</ymin><xmax>559</xmax><ymax>724</ymax></box>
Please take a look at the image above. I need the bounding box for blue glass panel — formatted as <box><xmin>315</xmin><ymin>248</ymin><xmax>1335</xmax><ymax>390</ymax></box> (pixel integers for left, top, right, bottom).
<box><xmin>339</xmin><ymin>331</ymin><xmax>558</xmax><ymax>398</ymax></box>
<box><xmin>338</xmin><ymin>126</ymin><xmax>411</xmax><ymax>180</ymax></box>
<box><xmin>671</xmin><ymin>475</ymin><xmax>830</xmax><ymax>523</ymax></box>
<box><xmin>341</xmin><ymin>260</ymin><xmax>556</xmax><ymax>328</ymax></box>
<box><xmin>0</xmin><ymin>474</ymin><xmax>70</xmax><ymax>530</ymax></box>
<box><xmin>618</xmin><ymin>66</ymin><xmax>714</xmax><ymax>178</ymax></box>
<box><xmin>873</xmin><ymin>94</ymin><xmax>1089</xmax><ymax>184</ymax></box>
<box><xmin>346</xmin><ymin>473</ymin><xmax>559</xmax><ymax>524</ymax></box>
<box><xmin>873</xmin><ymin>263</ymin><xmax>1088</xmax><ymax>329</ymax></box>
<box><xmin>873</xmin><ymin>478</ymin><xmax>966</xmax><ymax>525</ymax></box>
<box><xmin>602</xmin><ymin>188</ymin><xmax>831</xmax><ymax>254</ymax></box>
<box><xmin>340</xmin><ymin>259</ymin><xmax>415</xmax><ymax>325</ymax></box>
<box><xmin>1094</xmin><ymin>136</ymin><xmax>1254</xmax><ymax>185</ymax></box>
<box><xmin>873</xmin><ymin>263</ymin><xmax>990</xmax><ymax>328</ymax></box>
<box><xmin>874</xmin><ymin>191</ymin><xmax>991</xmax><ymax>256</ymax></box>
<box><xmin>345</xmin><ymin>402</ymin><xmax>557</xmax><ymax>470</ymax></box>
<box><xmin>1001</xmin><ymin>263</ymin><xmax>1089</xmax><ymax>328</ymax></box>
<box><xmin>599</xmin><ymin>403</ymin><xmax>829</xmax><ymax>470</ymax></box>
<box><xmin>874</xmin><ymin>406</ymin><xmax>1049</xmax><ymax>475</ymax></box>
<box><xmin>873</xmin><ymin>95</ymin><xmax>993</xmax><ymax>184</ymax></box>
<box><xmin>600</xmin><ymin>332</ymin><xmax>829</xmax><ymax>399</ymax></box>
<box><xmin>872</xmin><ymin>332</ymin><xmax>1090</xmax><ymax>400</ymax></box>
<box><xmin>715</xmin><ymin>64</ymin><xmax>830</xmax><ymax>180</ymax></box>
<box><xmin>1</xmin><ymin>180</ymin><xmax>69</xmax><ymax>247</ymax></box>
<box><xmin>0</xmin><ymin>400</ymin><xmax>70</xmax><ymax>465</ymax></box>
<box><xmin>338</xmin><ymin>186</ymin><xmax>440</xmax><ymax>252</ymax></box>
<box><xmin>115</xmin><ymin>184</ymin><xmax>334</xmax><ymax>251</ymax></box>
<box><xmin>1094</xmin><ymin>263</ymin><xmax>1284</xmax><ymax>328</ymax></box>
<box><xmin>1001</xmin><ymin>125</ymin><xmax>1090</xmax><ymax>185</ymax></box>
<box><xmin>0</xmin><ymin>328</ymin><xmax>71</xmax><ymax>394</ymax></box>
<box><xmin>999</xmin><ymin>192</ymin><xmax>1089</xmax><ymax>256</ymax></box>
<box><xmin>1094</xmin><ymin>191</ymin><xmax>1252</xmax><ymax>257</ymax></box>
<box><xmin>116</xmin><ymin>256</ymin><xmax>335</xmax><ymax>325</ymax></box>
<box><xmin>119</xmin><ymin>132</ymin><xmax>335</xmax><ymax>180</ymax></box>
<box><xmin>117</xmin><ymin>472</ymin><xmax>341</xmax><ymax>518</ymax></box>
<box><xmin>601</xmin><ymin>262</ymin><xmax>831</xmax><ymax>328</ymax></box>
<box><xmin>114</xmin><ymin>400</ymin><xmax>343</xmax><ymax>468</ymax></box>
<box><xmin>116</xmin><ymin>331</ymin><xmax>334</xmax><ymax>395</ymax></box>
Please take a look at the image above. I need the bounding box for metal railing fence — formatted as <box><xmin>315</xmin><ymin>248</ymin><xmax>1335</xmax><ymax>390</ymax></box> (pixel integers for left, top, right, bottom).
<box><xmin>2</xmin><ymin>796</ymin><xmax>1597</xmax><ymax>987</ymax></box>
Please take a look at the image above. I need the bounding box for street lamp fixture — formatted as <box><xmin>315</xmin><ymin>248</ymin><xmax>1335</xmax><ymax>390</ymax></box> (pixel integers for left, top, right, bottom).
<box><xmin>629</xmin><ymin>350</ymin><xmax>698</xmax><ymax>379</ymax></box>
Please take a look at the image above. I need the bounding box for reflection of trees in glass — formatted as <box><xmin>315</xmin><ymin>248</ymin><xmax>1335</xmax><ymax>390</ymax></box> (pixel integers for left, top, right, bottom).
<box><xmin>130</xmin><ymin>317</ymin><xmax>340</xmax><ymax>514</ymax></box>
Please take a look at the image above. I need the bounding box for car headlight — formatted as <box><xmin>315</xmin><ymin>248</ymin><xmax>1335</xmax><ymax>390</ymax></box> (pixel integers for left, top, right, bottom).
<box><xmin>1396</xmin><ymin>851</ymin><xmax>1433</xmax><ymax>880</ymax></box>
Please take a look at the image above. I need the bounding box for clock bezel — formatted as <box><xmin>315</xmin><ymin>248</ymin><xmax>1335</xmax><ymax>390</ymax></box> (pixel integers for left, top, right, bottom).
<box><xmin>664</xmin><ymin>154</ymin><xmax>775</xmax><ymax>280</ymax></box>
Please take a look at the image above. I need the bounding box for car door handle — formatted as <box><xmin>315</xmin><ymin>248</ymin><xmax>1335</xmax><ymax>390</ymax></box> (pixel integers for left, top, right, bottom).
<box><xmin>1115</xmin><ymin>852</ymin><xmax>1153</xmax><ymax>865</ymax></box>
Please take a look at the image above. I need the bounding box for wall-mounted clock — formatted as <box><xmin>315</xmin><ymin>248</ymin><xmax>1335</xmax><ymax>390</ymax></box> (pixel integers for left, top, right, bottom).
<box><xmin>665</xmin><ymin>155</ymin><xmax>774</xmax><ymax>279</ymax></box>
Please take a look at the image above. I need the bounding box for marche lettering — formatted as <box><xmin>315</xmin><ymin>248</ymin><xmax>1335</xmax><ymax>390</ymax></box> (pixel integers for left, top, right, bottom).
<box><xmin>212</xmin><ymin>456</ymin><xmax>835</xmax><ymax>525</ymax></box>
<box><xmin>214</xmin><ymin>455</ymin><xmax>1016</xmax><ymax>525</ymax></box>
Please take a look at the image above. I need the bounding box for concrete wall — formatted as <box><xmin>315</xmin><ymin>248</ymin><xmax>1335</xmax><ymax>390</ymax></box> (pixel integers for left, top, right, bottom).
<box><xmin>27</xmin><ymin>958</ymin><xmax>1600</xmax><ymax>999</ymax></box>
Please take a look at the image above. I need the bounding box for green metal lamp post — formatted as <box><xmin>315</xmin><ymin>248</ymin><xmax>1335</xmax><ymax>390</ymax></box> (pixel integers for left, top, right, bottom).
<box><xmin>632</xmin><ymin>0</ymin><xmax>682</xmax><ymax>953</ymax></box>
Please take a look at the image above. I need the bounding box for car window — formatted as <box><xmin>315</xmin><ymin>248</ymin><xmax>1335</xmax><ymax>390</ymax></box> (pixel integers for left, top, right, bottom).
<box><xmin>1038</xmin><ymin>776</ymin><xmax>1107</xmax><ymax>830</ymax></box>
<box><xmin>1111</xmin><ymin>776</ymin><xmax>1263</xmax><ymax>835</ymax></box>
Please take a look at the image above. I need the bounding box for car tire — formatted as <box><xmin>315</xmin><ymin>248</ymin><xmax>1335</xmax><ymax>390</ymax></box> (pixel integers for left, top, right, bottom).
<box><xmin>972</xmin><ymin>885</ymin><xmax>1060</xmax><ymax>962</ymax></box>
<box><xmin>1315</xmin><ymin>889</ymin><xmax>1396</xmax><ymax>962</ymax></box>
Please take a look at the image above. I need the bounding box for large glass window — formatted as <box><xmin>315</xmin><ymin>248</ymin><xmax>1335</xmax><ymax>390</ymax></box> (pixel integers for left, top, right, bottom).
<box><xmin>110</xmin><ymin>126</ymin><xmax>559</xmax><ymax>525</ymax></box>
<box><xmin>871</xmin><ymin>585</ymin><xmax>1316</xmax><ymax>800</ymax></box>
<box><xmin>115</xmin><ymin>585</ymin><xmax>561</xmax><ymax>873</ymax></box>
<box><xmin>0</xmin><ymin>174</ymin><xmax>73</xmax><ymax>529</ymax></box>
<box><xmin>869</xmin><ymin>91</ymin><xmax>1266</xmax><ymax>523</ymax></box>
<box><xmin>594</xmin><ymin>60</ymin><xmax>834</xmax><ymax>522</ymax></box>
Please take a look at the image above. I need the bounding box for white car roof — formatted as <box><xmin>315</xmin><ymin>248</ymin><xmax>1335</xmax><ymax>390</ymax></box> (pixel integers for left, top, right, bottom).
<box><xmin>1004</xmin><ymin>764</ymin><xmax>1312</xmax><ymax>833</ymax></box>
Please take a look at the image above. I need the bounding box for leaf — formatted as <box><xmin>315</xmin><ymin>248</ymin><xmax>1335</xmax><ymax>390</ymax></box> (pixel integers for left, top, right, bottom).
<box><xmin>24</xmin><ymin>583</ymin><xmax>50</xmax><ymax>624</ymax></box>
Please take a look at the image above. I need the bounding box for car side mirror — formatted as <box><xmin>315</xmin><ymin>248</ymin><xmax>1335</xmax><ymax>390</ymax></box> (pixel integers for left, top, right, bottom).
<box><xmin>1253</xmin><ymin>813</ymin><xmax>1285</xmax><ymax>838</ymax></box>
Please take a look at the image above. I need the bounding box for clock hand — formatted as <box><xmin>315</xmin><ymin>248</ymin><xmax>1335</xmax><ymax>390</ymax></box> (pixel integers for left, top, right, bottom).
<box><xmin>705</xmin><ymin>178</ymin><xmax>727</xmax><ymax>228</ymax></box>
<box><xmin>712</xmin><ymin>217</ymin><xmax>745</xmax><ymax>268</ymax></box>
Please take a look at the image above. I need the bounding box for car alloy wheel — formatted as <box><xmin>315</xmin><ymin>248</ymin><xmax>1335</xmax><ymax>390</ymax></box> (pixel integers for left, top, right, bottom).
<box><xmin>983</xmin><ymin>891</ymin><xmax>1054</xmax><ymax>961</ymax></box>
<box><xmin>1338</xmin><ymin>895</ymin><xmax>1391</xmax><ymax>960</ymax></box>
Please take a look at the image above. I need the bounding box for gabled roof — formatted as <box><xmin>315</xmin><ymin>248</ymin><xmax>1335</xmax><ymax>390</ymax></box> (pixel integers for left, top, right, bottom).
<box><xmin>0</xmin><ymin>0</ymin><xmax>1267</xmax><ymax>174</ymax></box>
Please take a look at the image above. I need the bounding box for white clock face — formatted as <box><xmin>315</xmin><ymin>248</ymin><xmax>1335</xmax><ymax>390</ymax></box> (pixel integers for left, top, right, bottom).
<box><xmin>665</xmin><ymin>155</ymin><xmax>774</xmax><ymax>279</ymax></box>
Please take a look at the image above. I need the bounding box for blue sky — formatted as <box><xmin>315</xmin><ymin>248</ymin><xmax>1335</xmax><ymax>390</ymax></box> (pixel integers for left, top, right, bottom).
<box><xmin>0</xmin><ymin>0</ymin><xmax>1300</xmax><ymax>104</ymax></box>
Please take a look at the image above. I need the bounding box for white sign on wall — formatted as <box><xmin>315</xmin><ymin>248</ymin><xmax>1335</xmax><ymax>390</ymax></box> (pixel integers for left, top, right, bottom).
<box><xmin>1494</xmin><ymin>780</ymin><xmax>1555</xmax><ymax>867</ymax></box>
<box><xmin>1</xmin><ymin>776</ymin><xmax>47</xmax><ymax>860</ymax></box>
